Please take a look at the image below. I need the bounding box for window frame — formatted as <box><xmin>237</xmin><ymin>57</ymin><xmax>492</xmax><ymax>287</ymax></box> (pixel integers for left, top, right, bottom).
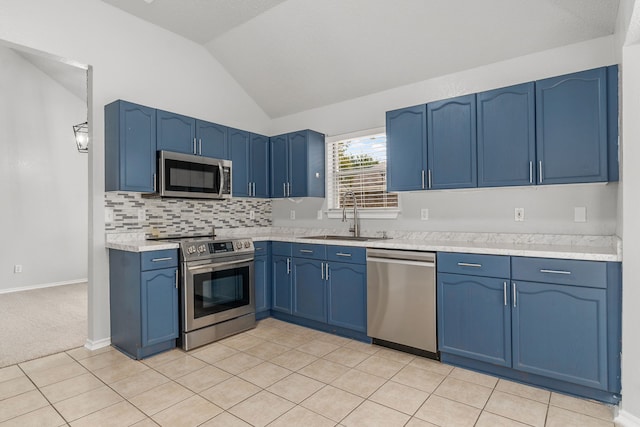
<box><xmin>325</xmin><ymin>128</ymin><xmax>400</xmax><ymax>219</ymax></box>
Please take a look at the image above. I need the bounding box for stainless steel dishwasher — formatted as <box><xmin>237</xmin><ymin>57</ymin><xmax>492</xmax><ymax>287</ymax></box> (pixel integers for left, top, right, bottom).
<box><xmin>367</xmin><ymin>248</ymin><xmax>437</xmax><ymax>358</ymax></box>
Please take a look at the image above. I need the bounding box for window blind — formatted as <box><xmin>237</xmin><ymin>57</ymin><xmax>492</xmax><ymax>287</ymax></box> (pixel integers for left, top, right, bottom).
<box><xmin>327</xmin><ymin>134</ymin><xmax>398</xmax><ymax>209</ymax></box>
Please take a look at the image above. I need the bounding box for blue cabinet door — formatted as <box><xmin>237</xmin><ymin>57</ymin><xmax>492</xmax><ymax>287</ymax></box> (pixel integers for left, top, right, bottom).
<box><xmin>477</xmin><ymin>83</ymin><xmax>536</xmax><ymax>187</ymax></box>
<box><xmin>438</xmin><ymin>273</ymin><xmax>511</xmax><ymax>367</ymax></box>
<box><xmin>230</xmin><ymin>129</ymin><xmax>250</xmax><ymax>197</ymax></box>
<box><xmin>327</xmin><ymin>262</ymin><xmax>366</xmax><ymax>332</ymax></box>
<box><xmin>386</xmin><ymin>105</ymin><xmax>427</xmax><ymax>191</ymax></box>
<box><xmin>536</xmin><ymin>67</ymin><xmax>608</xmax><ymax>184</ymax></box>
<box><xmin>272</xmin><ymin>255</ymin><xmax>292</xmax><ymax>313</ymax></box>
<box><xmin>254</xmin><ymin>243</ymin><xmax>271</xmax><ymax>314</ymax></box>
<box><xmin>141</xmin><ymin>268</ymin><xmax>178</xmax><ymax>347</ymax></box>
<box><xmin>292</xmin><ymin>258</ymin><xmax>326</xmax><ymax>323</ymax></box>
<box><xmin>427</xmin><ymin>94</ymin><xmax>477</xmax><ymax>189</ymax></box>
<box><xmin>288</xmin><ymin>131</ymin><xmax>308</xmax><ymax>198</ymax></box>
<box><xmin>512</xmin><ymin>281</ymin><xmax>608</xmax><ymax>390</ymax></box>
<box><xmin>251</xmin><ymin>134</ymin><xmax>270</xmax><ymax>198</ymax></box>
<box><xmin>105</xmin><ymin>100</ymin><xmax>156</xmax><ymax>192</ymax></box>
<box><xmin>607</xmin><ymin>65</ymin><xmax>619</xmax><ymax>182</ymax></box>
<box><xmin>270</xmin><ymin>135</ymin><xmax>289</xmax><ymax>198</ymax></box>
<box><xmin>156</xmin><ymin>110</ymin><xmax>196</xmax><ymax>155</ymax></box>
<box><xmin>197</xmin><ymin>120</ymin><xmax>228</xmax><ymax>159</ymax></box>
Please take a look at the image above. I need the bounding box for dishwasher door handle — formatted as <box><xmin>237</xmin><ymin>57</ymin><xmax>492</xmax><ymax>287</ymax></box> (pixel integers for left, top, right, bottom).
<box><xmin>366</xmin><ymin>257</ymin><xmax>435</xmax><ymax>268</ymax></box>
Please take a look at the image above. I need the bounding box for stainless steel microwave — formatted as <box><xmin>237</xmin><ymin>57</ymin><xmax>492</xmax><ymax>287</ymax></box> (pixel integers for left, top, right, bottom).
<box><xmin>157</xmin><ymin>150</ymin><xmax>232</xmax><ymax>199</ymax></box>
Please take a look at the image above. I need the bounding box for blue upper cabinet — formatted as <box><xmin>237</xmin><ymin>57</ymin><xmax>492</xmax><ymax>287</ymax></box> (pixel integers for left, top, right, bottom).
<box><xmin>386</xmin><ymin>105</ymin><xmax>427</xmax><ymax>191</ymax></box>
<box><xmin>197</xmin><ymin>120</ymin><xmax>228</xmax><ymax>159</ymax></box>
<box><xmin>156</xmin><ymin>110</ymin><xmax>196</xmax><ymax>155</ymax></box>
<box><xmin>270</xmin><ymin>130</ymin><xmax>325</xmax><ymax>198</ymax></box>
<box><xmin>105</xmin><ymin>100</ymin><xmax>156</xmax><ymax>193</ymax></box>
<box><xmin>251</xmin><ymin>134</ymin><xmax>270</xmax><ymax>198</ymax></box>
<box><xmin>427</xmin><ymin>94</ymin><xmax>477</xmax><ymax>189</ymax></box>
<box><xmin>477</xmin><ymin>83</ymin><xmax>536</xmax><ymax>187</ymax></box>
<box><xmin>230</xmin><ymin>128</ymin><xmax>251</xmax><ymax>197</ymax></box>
<box><xmin>536</xmin><ymin>67</ymin><xmax>608</xmax><ymax>184</ymax></box>
<box><xmin>270</xmin><ymin>134</ymin><xmax>289</xmax><ymax>198</ymax></box>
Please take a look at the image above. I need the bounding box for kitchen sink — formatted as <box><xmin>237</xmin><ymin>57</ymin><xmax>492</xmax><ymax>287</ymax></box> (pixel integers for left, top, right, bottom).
<box><xmin>302</xmin><ymin>235</ymin><xmax>390</xmax><ymax>242</ymax></box>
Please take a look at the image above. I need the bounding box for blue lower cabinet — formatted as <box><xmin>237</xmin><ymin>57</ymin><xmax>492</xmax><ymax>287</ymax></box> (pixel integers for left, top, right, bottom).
<box><xmin>438</xmin><ymin>273</ymin><xmax>511</xmax><ymax>367</ymax></box>
<box><xmin>292</xmin><ymin>258</ymin><xmax>326</xmax><ymax>323</ymax></box>
<box><xmin>254</xmin><ymin>242</ymin><xmax>271</xmax><ymax>317</ymax></box>
<box><xmin>109</xmin><ymin>249</ymin><xmax>179</xmax><ymax>359</ymax></box>
<box><xmin>271</xmin><ymin>254</ymin><xmax>292</xmax><ymax>314</ymax></box>
<box><xmin>327</xmin><ymin>262</ymin><xmax>366</xmax><ymax>333</ymax></box>
<box><xmin>512</xmin><ymin>281</ymin><xmax>608</xmax><ymax>390</ymax></box>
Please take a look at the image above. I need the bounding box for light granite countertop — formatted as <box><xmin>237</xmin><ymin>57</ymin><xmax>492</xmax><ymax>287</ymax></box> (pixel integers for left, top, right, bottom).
<box><xmin>106</xmin><ymin>228</ymin><xmax>621</xmax><ymax>262</ymax></box>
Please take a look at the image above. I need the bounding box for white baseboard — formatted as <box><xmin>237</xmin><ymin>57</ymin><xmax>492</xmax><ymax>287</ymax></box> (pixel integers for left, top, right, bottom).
<box><xmin>0</xmin><ymin>278</ymin><xmax>88</xmax><ymax>294</ymax></box>
<box><xmin>616</xmin><ymin>410</ymin><xmax>640</xmax><ymax>426</ymax></box>
<box><xmin>85</xmin><ymin>337</ymin><xmax>111</xmax><ymax>351</ymax></box>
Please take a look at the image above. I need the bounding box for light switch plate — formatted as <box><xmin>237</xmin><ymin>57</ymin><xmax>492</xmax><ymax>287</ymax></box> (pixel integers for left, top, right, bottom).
<box><xmin>105</xmin><ymin>208</ymin><xmax>114</xmax><ymax>224</ymax></box>
<box><xmin>137</xmin><ymin>209</ymin><xmax>146</xmax><ymax>223</ymax></box>
<box><xmin>249</xmin><ymin>210</ymin><xmax>255</xmax><ymax>220</ymax></box>
<box><xmin>515</xmin><ymin>208</ymin><xmax>525</xmax><ymax>221</ymax></box>
<box><xmin>574</xmin><ymin>207</ymin><xmax>587</xmax><ymax>222</ymax></box>
<box><xmin>421</xmin><ymin>208</ymin><xmax>429</xmax><ymax>220</ymax></box>
<box><xmin>290</xmin><ymin>210</ymin><xmax>296</xmax><ymax>220</ymax></box>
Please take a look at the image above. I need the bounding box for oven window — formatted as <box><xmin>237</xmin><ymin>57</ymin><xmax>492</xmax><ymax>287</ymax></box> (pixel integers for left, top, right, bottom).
<box><xmin>165</xmin><ymin>158</ymin><xmax>219</xmax><ymax>194</ymax></box>
<box><xmin>193</xmin><ymin>266</ymin><xmax>250</xmax><ymax>318</ymax></box>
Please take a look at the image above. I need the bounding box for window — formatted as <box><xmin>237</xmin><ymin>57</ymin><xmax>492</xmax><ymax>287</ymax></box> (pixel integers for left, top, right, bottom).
<box><xmin>327</xmin><ymin>133</ymin><xmax>398</xmax><ymax>211</ymax></box>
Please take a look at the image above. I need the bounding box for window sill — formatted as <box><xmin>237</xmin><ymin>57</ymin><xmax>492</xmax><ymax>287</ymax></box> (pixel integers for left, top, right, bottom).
<box><xmin>326</xmin><ymin>209</ymin><xmax>400</xmax><ymax>220</ymax></box>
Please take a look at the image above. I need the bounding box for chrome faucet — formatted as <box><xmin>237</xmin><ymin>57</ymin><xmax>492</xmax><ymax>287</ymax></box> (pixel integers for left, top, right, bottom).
<box><xmin>341</xmin><ymin>190</ymin><xmax>359</xmax><ymax>237</ymax></box>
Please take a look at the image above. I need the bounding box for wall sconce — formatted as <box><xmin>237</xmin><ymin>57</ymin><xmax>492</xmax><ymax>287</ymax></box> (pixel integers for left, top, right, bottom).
<box><xmin>73</xmin><ymin>121</ymin><xmax>89</xmax><ymax>153</ymax></box>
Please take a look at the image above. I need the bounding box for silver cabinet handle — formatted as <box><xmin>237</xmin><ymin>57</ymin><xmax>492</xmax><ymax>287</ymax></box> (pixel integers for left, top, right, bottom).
<box><xmin>299</xmin><ymin>249</ymin><xmax>313</xmax><ymax>253</ymax></box>
<box><xmin>321</xmin><ymin>262</ymin><xmax>324</xmax><ymax>279</ymax></box>
<box><xmin>193</xmin><ymin>138</ymin><xmax>197</xmax><ymax>154</ymax></box>
<box><xmin>286</xmin><ymin>258</ymin><xmax>291</xmax><ymax>274</ymax></box>
<box><xmin>255</xmin><ymin>247</ymin><xmax>263</xmax><ymax>251</ymax></box>
<box><xmin>503</xmin><ymin>282</ymin><xmax>507</xmax><ymax>306</ymax></box>
<box><xmin>457</xmin><ymin>262</ymin><xmax>482</xmax><ymax>268</ymax></box>
<box><xmin>153</xmin><ymin>173</ymin><xmax>156</xmax><ymax>192</ymax></box>
<box><xmin>325</xmin><ymin>263</ymin><xmax>330</xmax><ymax>281</ymax></box>
<box><xmin>428</xmin><ymin>169</ymin><xmax>432</xmax><ymax>189</ymax></box>
<box><xmin>175</xmin><ymin>269</ymin><xmax>178</xmax><ymax>289</ymax></box>
<box><xmin>540</xmin><ymin>269</ymin><xmax>571</xmax><ymax>275</ymax></box>
<box><xmin>335</xmin><ymin>252</ymin><xmax>352</xmax><ymax>257</ymax></box>
<box><xmin>151</xmin><ymin>257</ymin><xmax>173</xmax><ymax>262</ymax></box>
<box><xmin>512</xmin><ymin>282</ymin><xmax>517</xmax><ymax>308</ymax></box>
<box><xmin>529</xmin><ymin>161</ymin><xmax>533</xmax><ymax>184</ymax></box>
<box><xmin>253</xmin><ymin>182</ymin><xmax>256</xmax><ymax>197</ymax></box>
<box><xmin>287</xmin><ymin>182</ymin><xmax>291</xmax><ymax>197</ymax></box>
<box><xmin>199</xmin><ymin>138</ymin><xmax>202</xmax><ymax>155</ymax></box>
<box><xmin>283</xmin><ymin>183</ymin><xmax>286</xmax><ymax>197</ymax></box>
<box><xmin>248</xmin><ymin>182</ymin><xmax>251</xmax><ymax>196</ymax></box>
<box><xmin>421</xmin><ymin>170</ymin><xmax>425</xmax><ymax>189</ymax></box>
<box><xmin>539</xmin><ymin>161</ymin><xmax>543</xmax><ymax>183</ymax></box>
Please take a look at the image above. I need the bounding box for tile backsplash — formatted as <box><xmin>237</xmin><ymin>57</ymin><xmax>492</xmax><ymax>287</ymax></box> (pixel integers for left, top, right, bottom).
<box><xmin>105</xmin><ymin>192</ymin><xmax>272</xmax><ymax>235</ymax></box>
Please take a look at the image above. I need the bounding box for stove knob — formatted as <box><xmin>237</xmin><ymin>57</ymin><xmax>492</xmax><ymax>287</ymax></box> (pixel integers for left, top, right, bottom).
<box><xmin>243</xmin><ymin>241</ymin><xmax>251</xmax><ymax>248</ymax></box>
<box><xmin>198</xmin><ymin>244</ymin><xmax>206</xmax><ymax>253</ymax></box>
<box><xmin>188</xmin><ymin>245</ymin><xmax>196</xmax><ymax>254</ymax></box>
<box><xmin>235</xmin><ymin>241</ymin><xmax>243</xmax><ymax>250</ymax></box>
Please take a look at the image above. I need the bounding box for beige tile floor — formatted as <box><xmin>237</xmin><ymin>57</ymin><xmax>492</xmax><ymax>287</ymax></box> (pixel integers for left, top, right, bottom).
<box><xmin>0</xmin><ymin>318</ymin><xmax>616</xmax><ymax>427</ymax></box>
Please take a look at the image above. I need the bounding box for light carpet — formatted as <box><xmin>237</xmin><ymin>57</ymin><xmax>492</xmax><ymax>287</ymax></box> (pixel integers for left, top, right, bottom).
<box><xmin>0</xmin><ymin>282</ymin><xmax>87</xmax><ymax>367</ymax></box>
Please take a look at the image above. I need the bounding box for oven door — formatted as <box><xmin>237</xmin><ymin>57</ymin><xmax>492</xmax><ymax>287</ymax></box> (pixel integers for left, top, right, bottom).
<box><xmin>183</xmin><ymin>257</ymin><xmax>254</xmax><ymax>332</ymax></box>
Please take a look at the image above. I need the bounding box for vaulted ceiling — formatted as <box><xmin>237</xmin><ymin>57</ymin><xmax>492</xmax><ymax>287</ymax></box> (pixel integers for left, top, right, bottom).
<box><xmin>101</xmin><ymin>0</ymin><xmax>620</xmax><ymax>118</ymax></box>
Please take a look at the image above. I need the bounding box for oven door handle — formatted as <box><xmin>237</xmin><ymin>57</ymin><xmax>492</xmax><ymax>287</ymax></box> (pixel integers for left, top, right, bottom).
<box><xmin>187</xmin><ymin>258</ymin><xmax>253</xmax><ymax>272</ymax></box>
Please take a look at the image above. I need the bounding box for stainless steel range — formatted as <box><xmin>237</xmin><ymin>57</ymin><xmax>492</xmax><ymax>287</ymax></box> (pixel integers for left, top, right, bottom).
<box><xmin>149</xmin><ymin>234</ymin><xmax>255</xmax><ymax>350</ymax></box>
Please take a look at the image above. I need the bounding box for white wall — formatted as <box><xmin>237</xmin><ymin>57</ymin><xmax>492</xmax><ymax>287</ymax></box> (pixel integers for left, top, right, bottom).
<box><xmin>0</xmin><ymin>0</ymin><xmax>272</xmax><ymax>345</ymax></box>
<box><xmin>270</xmin><ymin>37</ymin><xmax>619</xmax><ymax>236</ymax></box>
<box><xmin>0</xmin><ymin>46</ymin><xmax>87</xmax><ymax>292</ymax></box>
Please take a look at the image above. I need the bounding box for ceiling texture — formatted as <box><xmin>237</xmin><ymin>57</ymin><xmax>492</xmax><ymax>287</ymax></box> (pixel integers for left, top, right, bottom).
<box><xmin>102</xmin><ymin>0</ymin><xmax>620</xmax><ymax>118</ymax></box>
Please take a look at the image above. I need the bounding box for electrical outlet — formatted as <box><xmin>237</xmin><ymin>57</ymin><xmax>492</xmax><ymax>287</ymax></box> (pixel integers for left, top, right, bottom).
<box><xmin>421</xmin><ymin>208</ymin><xmax>429</xmax><ymax>220</ymax></box>
<box><xmin>137</xmin><ymin>209</ymin><xmax>146</xmax><ymax>223</ymax></box>
<box><xmin>105</xmin><ymin>208</ymin><xmax>114</xmax><ymax>224</ymax></box>
<box><xmin>574</xmin><ymin>206</ymin><xmax>587</xmax><ymax>222</ymax></box>
<box><xmin>14</xmin><ymin>264</ymin><xmax>22</xmax><ymax>273</ymax></box>
<box><xmin>290</xmin><ymin>210</ymin><xmax>296</xmax><ymax>220</ymax></box>
<box><xmin>249</xmin><ymin>210</ymin><xmax>255</xmax><ymax>220</ymax></box>
<box><xmin>317</xmin><ymin>210</ymin><xmax>323</xmax><ymax>220</ymax></box>
<box><xmin>514</xmin><ymin>208</ymin><xmax>525</xmax><ymax>222</ymax></box>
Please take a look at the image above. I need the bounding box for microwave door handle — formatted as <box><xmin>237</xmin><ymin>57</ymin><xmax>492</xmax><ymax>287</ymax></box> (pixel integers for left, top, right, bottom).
<box><xmin>218</xmin><ymin>163</ymin><xmax>224</xmax><ymax>198</ymax></box>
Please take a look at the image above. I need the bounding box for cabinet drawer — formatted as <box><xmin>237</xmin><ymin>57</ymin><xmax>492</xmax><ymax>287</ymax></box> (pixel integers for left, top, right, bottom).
<box><xmin>326</xmin><ymin>245</ymin><xmax>366</xmax><ymax>264</ymax></box>
<box><xmin>293</xmin><ymin>243</ymin><xmax>326</xmax><ymax>260</ymax></box>
<box><xmin>254</xmin><ymin>241</ymin><xmax>269</xmax><ymax>256</ymax></box>
<box><xmin>437</xmin><ymin>252</ymin><xmax>510</xmax><ymax>278</ymax></box>
<box><xmin>141</xmin><ymin>250</ymin><xmax>178</xmax><ymax>271</ymax></box>
<box><xmin>271</xmin><ymin>242</ymin><xmax>292</xmax><ymax>256</ymax></box>
<box><xmin>511</xmin><ymin>257</ymin><xmax>607</xmax><ymax>288</ymax></box>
